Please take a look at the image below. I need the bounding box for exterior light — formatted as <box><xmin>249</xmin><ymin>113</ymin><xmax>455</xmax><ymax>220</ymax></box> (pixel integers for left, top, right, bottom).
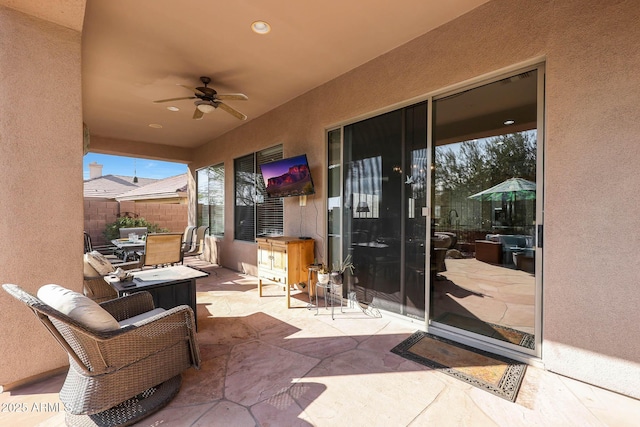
<box><xmin>251</xmin><ymin>21</ymin><xmax>271</xmax><ymax>34</ymax></box>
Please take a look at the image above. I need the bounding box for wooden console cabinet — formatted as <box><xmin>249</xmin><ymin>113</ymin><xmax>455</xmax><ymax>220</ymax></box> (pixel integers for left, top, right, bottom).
<box><xmin>257</xmin><ymin>236</ymin><xmax>314</xmax><ymax>308</ymax></box>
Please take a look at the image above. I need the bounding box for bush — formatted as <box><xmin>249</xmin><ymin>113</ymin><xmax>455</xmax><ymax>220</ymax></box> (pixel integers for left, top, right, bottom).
<box><xmin>103</xmin><ymin>216</ymin><xmax>169</xmax><ymax>241</ymax></box>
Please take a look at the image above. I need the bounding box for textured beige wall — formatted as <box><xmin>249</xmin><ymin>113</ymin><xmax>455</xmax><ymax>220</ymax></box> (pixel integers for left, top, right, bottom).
<box><xmin>191</xmin><ymin>0</ymin><xmax>640</xmax><ymax>397</ymax></box>
<box><xmin>0</xmin><ymin>6</ymin><xmax>84</xmax><ymax>387</ymax></box>
<box><xmin>542</xmin><ymin>0</ymin><xmax>640</xmax><ymax>397</ymax></box>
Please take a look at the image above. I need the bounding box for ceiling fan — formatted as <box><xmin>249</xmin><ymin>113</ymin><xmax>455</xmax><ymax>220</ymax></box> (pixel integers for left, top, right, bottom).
<box><xmin>153</xmin><ymin>76</ymin><xmax>248</xmax><ymax>121</ymax></box>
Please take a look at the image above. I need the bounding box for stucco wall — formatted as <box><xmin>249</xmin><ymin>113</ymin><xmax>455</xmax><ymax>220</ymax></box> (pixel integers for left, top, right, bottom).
<box><xmin>542</xmin><ymin>0</ymin><xmax>640</xmax><ymax>397</ymax></box>
<box><xmin>191</xmin><ymin>0</ymin><xmax>640</xmax><ymax>397</ymax></box>
<box><xmin>0</xmin><ymin>6</ymin><xmax>83</xmax><ymax>387</ymax></box>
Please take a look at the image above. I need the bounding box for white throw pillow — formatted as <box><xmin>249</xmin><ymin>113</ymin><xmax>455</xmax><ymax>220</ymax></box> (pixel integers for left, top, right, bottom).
<box><xmin>86</xmin><ymin>251</ymin><xmax>115</xmax><ymax>276</ymax></box>
<box><xmin>83</xmin><ymin>253</ymin><xmax>102</xmax><ymax>278</ymax></box>
<box><xmin>37</xmin><ymin>284</ymin><xmax>120</xmax><ymax>332</ymax></box>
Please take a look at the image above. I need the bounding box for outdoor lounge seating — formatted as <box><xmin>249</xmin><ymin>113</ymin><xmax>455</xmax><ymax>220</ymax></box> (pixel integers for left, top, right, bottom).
<box><xmin>475</xmin><ymin>234</ymin><xmax>534</xmax><ymax>268</ymax></box>
<box><xmin>83</xmin><ymin>251</ymin><xmax>139</xmax><ymax>302</ymax></box>
<box><xmin>2</xmin><ymin>284</ymin><xmax>200</xmax><ymax>426</ymax></box>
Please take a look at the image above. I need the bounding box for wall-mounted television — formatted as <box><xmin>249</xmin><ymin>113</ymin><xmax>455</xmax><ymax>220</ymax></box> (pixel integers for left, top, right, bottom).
<box><xmin>260</xmin><ymin>154</ymin><xmax>315</xmax><ymax>198</ymax></box>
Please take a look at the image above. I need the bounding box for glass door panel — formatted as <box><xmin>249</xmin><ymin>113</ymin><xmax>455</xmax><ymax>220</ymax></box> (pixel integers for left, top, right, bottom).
<box><xmin>404</xmin><ymin>103</ymin><xmax>428</xmax><ymax>319</ymax></box>
<box><xmin>430</xmin><ymin>69</ymin><xmax>539</xmax><ymax>351</ymax></box>
<box><xmin>343</xmin><ymin>110</ymin><xmax>404</xmax><ymax>314</ymax></box>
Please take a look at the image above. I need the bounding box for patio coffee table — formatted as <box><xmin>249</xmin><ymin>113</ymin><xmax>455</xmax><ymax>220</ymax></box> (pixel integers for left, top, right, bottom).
<box><xmin>107</xmin><ymin>265</ymin><xmax>208</xmax><ymax>329</ymax></box>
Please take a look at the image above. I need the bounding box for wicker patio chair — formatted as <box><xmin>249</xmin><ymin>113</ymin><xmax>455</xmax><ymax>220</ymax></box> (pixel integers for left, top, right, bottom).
<box><xmin>83</xmin><ymin>252</ymin><xmax>140</xmax><ymax>303</ymax></box>
<box><xmin>2</xmin><ymin>284</ymin><xmax>200</xmax><ymax>427</ymax></box>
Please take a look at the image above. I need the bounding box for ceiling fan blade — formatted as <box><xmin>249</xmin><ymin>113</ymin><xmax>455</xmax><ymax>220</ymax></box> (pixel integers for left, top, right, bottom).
<box><xmin>179</xmin><ymin>84</ymin><xmax>205</xmax><ymax>95</ymax></box>
<box><xmin>193</xmin><ymin>107</ymin><xmax>204</xmax><ymax>120</ymax></box>
<box><xmin>153</xmin><ymin>96</ymin><xmax>196</xmax><ymax>103</ymax></box>
<box><xmin>217</xmin><ymin>102</ymin><xmax>247</xmax><ymax>121</ymax></box>
<box><xmin>216</xmin><ymin>93</ymin><xmax>248</xmax><ymax>101</ymax></box>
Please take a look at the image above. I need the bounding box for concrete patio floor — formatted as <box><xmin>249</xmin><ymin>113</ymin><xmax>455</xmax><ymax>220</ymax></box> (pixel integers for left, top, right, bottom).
<box><xmin>1</xmin><ymin>260</ymin><xmax>639</xmax><ymax>426</ymax></box>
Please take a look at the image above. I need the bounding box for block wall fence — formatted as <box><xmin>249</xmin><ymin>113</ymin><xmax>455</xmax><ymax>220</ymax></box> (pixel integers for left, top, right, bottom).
<box><xmin>84</xmin><ymin>199</ymin><xmax>188</xmax><ymax>245</ymax></box>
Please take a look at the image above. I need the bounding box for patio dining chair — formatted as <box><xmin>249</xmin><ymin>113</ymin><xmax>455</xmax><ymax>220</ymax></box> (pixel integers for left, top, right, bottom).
<box><xmin>118</xmin><ymin>227</ymin><xmax>148</xmax><ymax>239</ymax></box>
<box><xmin>84</xmin><ymin>231</ymin><xmax>121</xmax><ymax>261</ymax></box>
<box><xmin>180</xmin><ymin>225</ymin><xmax>196</xmax><ymax>263</ymax></box>
<box><xmin>138</xmin><ymin>232</ymin><xmax>183</xmax><ymax>268</ymax></box>
<box><xmin>2</xmin><ymin>283</ymin><xmax>200</xmax><ymax>426</ymax></box>
<box><xmin>182</xmin><ymin>225</ymin><xmax>209</xmax><ymax>258</ymax></box>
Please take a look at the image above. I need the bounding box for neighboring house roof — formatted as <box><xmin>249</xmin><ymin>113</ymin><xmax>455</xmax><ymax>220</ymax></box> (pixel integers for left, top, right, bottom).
<box><xmin>84</xmin><ymin>174</ymin><xmax>158</xmax><ymax>199</ymax></box>
<box><xmin>116</xmin><ymin>173</ymin><xmax>187</xmax><ymax>202</ymax></box>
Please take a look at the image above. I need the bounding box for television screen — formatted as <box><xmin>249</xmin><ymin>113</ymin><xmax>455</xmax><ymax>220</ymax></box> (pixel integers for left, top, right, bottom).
<box><xmin>260</xmin><ymin>154</ymin><xmax>315</xmax><ymax>198</ymax></box>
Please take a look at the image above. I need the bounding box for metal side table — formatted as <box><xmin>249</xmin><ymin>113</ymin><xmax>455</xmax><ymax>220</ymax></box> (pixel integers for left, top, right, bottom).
<box><xmin>314</xmin><ymin>281</ymin><xmax>343</xmax><ymax>320</ymax></box>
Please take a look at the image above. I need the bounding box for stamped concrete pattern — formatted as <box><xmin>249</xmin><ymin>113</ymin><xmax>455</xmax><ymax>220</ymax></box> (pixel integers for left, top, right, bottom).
<box><xmin>1</xmin><ymin>259</ymin><xmax>639</xmax><ymax>426</ymax></box>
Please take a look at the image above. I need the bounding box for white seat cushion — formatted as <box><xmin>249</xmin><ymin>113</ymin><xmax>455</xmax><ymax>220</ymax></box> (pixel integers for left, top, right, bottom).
<box><xmin>37</xmin><ymin>284</ymin><xmax>120</xmax><ymax>332</ymax></box>
<box><xmin>118</xmin><ymin>308</ymin><xmax>166</xmax><ymax>328</ymax></box>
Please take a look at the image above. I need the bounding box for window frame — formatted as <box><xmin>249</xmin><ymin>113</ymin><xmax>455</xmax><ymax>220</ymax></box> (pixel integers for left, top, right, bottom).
<box><xmin>196</xmin><ymin>163</ymin><xmax>225</xmax><ymax>237</ymax></box>
<box><xmin>234</xmin><ymin>145</ymin><xmax>283</xmax><ymax>242</ymax></box>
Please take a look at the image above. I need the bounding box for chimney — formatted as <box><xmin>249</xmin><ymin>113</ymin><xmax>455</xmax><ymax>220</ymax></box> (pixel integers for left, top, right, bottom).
<box><xmin>89</xmin><ymin>162</ymin><xmax>103</xmax><ymax>179</ymax></box>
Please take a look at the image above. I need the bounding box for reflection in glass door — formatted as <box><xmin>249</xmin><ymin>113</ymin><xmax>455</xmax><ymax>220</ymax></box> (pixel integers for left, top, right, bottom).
<box><xmin>430</xmin><ymin>68</ymin><xmax>541</xmax><ymax>352</ymax></box>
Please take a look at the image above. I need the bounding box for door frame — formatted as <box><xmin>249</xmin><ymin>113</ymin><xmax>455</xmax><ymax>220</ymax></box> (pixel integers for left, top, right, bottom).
<box><xmin>326</xmin><ymin>59</ymin><xmax>545</xmax><ymax>363</ymax></box>
<box><xmin>424</xmin><ymin>63</ymin><xmax>545</xmax><ymax>363</ymax></box>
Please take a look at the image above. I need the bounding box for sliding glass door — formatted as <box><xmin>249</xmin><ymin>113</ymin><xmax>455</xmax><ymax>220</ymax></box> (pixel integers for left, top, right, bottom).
<box><xmin>430</xmin><ymin>68</ymin><xmax>542</xmax><ymax>353</ymax></box>
<box><xmin>329</xmin><ymin>64</ymin><xmax>543</xmax><ymax>355</ymax></box>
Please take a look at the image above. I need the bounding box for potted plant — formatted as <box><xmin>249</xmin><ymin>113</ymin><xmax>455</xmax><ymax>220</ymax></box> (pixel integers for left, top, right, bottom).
<box><xmin>331</xmin><ymin>254</ymin><xmax>354</xmax><ymax>285</ymax></box>
<box><xmin>317</xmin><ymin>264</ymin><xmax>331</xmax><ymax>284</ymax></box>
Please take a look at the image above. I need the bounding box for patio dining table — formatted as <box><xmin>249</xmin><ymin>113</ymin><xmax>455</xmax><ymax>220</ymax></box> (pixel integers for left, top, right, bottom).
<box><xmin>111</xmin><ymin>238</ymin><xmax>146</xmax><ymax>261</ymax></box>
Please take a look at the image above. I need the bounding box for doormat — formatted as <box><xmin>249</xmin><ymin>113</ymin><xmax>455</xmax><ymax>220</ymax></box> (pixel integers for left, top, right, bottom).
<box><xmin>435</xmin><ymin>312</ymin><xmax>535</xmax><ymax>350</ymax></box>
<box><xmin>391</xmin><ymin>331</ymin><xmax>527</xmax><ymax>402</ymax></box>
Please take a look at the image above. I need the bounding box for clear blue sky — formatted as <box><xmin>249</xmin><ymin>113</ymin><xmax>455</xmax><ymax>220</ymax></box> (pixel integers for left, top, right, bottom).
<box><xmin>83</xmin><ymin>153</ymin><xmax>187</xmax><ymax>180</ymax></box>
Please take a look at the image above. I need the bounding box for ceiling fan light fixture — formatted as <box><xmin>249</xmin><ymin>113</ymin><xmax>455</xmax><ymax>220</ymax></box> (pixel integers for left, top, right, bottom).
<box><xmin>251</xmin><ymin>20</ymin><xmax>271</xmax><ymax>34</ymax></box>
<box><xmin>196</xmin><ymin>103</ymin><xmax>216</xmax><ymax>114</ymax></box>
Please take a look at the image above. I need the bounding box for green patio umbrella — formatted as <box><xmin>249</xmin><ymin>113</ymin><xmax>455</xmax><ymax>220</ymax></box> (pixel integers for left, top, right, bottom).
<box><xmin>468</xmin><ymin>177</ymin><xmax>536</xmax><ymax>202</ymax></box>
<box><xmin>468</xmin><ymin>177</ymin><xmax>536</xmax><ymax>225</ymax></box>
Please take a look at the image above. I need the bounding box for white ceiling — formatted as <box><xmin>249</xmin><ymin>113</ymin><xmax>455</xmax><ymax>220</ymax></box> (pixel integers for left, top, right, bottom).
<box><xmin>5</xmin><ymin>0</ymin><xmax>491</xmax><ymax>150</ymax></box>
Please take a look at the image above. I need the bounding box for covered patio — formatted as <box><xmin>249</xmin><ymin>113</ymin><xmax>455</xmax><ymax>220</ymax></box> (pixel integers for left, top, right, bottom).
<box><xmin>1</xmin><ymin>0</ymin><xmax>640</xmax><ymax>424</ymax></box>
<box><xmin>2</xmin><ymin>261</ymin><xmax>639</xmax><ymax>426</ymax></box>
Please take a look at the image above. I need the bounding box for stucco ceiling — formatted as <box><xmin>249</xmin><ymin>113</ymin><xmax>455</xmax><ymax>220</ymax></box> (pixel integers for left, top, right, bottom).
<box><xmin>5</xmin><ymin>0</ymin><xmax>491</xmax><ymax>151</ymax></box>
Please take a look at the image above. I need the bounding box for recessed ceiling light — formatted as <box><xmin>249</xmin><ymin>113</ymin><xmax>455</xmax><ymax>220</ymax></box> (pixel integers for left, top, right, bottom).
<box><xmin>148</xmin><ymin>123</ymin><xmax>163</xmax><ymax>129</ymax></box>
<box><xmin>504</xmin><ymin>119</ymin><xmax>515</xmax><ymax>125</ymax></box>
<box><xmin>167</xmin><ymin>106</ymin><xmax>180</xmax><ymax>112</ymax></box>
<box><xmin>251</xmin><ymin>20</ymin><xmax>271</xmax><ymax>34</ymax></box>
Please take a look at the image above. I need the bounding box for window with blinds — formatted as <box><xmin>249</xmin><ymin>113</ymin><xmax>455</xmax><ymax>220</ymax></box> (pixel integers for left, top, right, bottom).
<box><xmin>196</xmin><ymin>163</ymin><xmax>224</xmax><ymax>236</ymax></box>
<box><xmin>234</xmin><ymin>145</ymin><xmax>283</xmax><ymax>242</ymax></box>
